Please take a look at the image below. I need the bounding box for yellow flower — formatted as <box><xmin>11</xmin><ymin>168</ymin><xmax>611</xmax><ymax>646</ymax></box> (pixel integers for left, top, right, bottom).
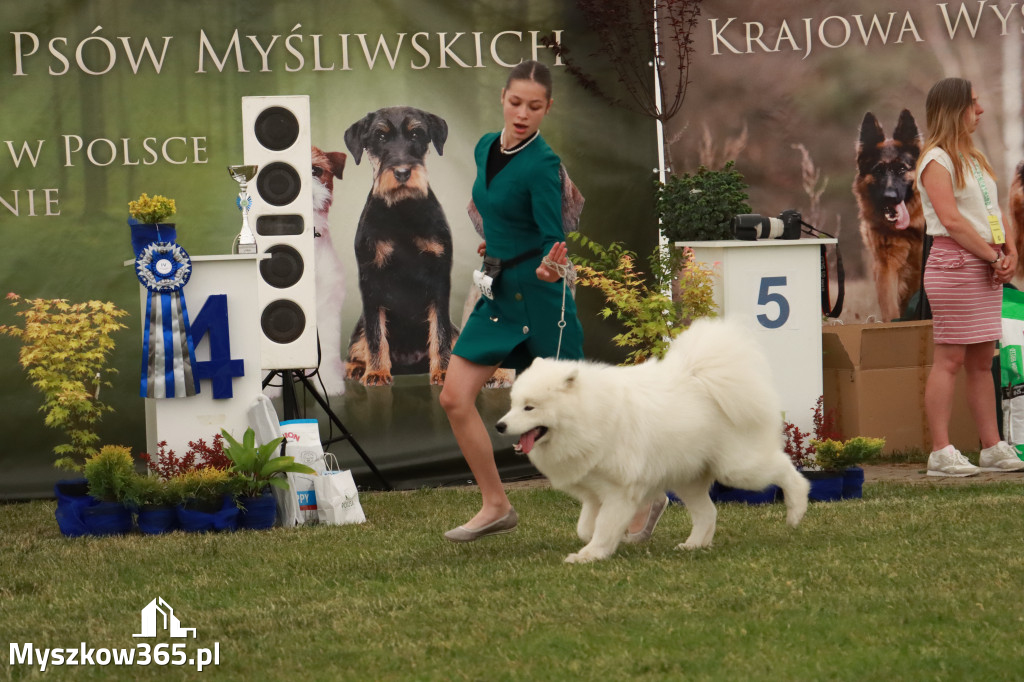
<box><xmin>128</xmin><ymin>193</ymin><xmax>176</xmax><ymax>224</ymax></box>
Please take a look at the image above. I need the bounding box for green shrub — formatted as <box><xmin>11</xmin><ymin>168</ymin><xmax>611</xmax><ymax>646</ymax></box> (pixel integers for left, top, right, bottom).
<box><xmin>812</xmin><ymin>437</ymin><xmax>886</xmax><ymax>471</ymax></box>
<box><xmin>0</xmin><ymin>293</ymin><xmax>128</xmax><ymax>471</ymax></box>
<box><xmin>657</xmin><ymin>161</ymin><xmax>751</xmax><ymax>242</ymax></box>
<box><xmin>83</xmin><ymin>445</ymin><xmax>136</xmax><ymax>502</ymax></box>
<box><xmin>124</xmin><ymin>474</ymin><xmax>175</xmax><ymax>508</ymax></box>
<box><xmin>570</xmin><ymin>233</ymin><xmax>718</xmax><ymax>365</ymax></box>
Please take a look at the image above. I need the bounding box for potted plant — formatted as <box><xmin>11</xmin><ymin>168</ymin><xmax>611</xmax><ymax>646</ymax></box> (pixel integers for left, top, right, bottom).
<box><xmin>657</xmin><ymin>161</ymin><xmax>752</xmax><ymax>242</ymax></box>
<box><xmin>81</xmin><ymin>445</ymin><xmax>136</xmax><ymax>536</ymax></box>
<box><xmin>810</xmin><ymin>436</ymin><xmax>885</xmax><ymax>500</ymax></box>
<box><xmin>220</xmin><ymin>427</ymin><xmax>316</xmax><ymax>530</ymax></box>
<box><xmin>168</xmin><ymin>467</ymin><xmax>238</xmax><ymax>533</ymax></box>
<box><xmin>0</xmin><ymin>293</ymin><xmax>128</xmax><ymax>472</ymax></box>
<box><xmin>125</xmin><ymin>474</ymin><xmax>178</xmax><ymax>535</ymax></box>
<box><xmin>784</xmin><ymin>397</ymin><xmax>847</xmax><ymax>502</ymax></box>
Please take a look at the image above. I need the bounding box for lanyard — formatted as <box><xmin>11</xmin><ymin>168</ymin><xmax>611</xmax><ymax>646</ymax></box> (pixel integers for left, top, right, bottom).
<box><xmin>964</xmin><ymin>155</ymin><xmax>995</xmax><ymax>212</ymax></box>
<box><xmin>961</xmin><ymin>154</ymin><xmax>1004</xmax><ymax>244</ymax></box>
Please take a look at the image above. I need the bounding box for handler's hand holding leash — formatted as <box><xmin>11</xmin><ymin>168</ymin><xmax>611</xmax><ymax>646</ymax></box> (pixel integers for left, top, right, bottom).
<box><xmin>539</xmin><ymin>241</ymin><xmax>576</xmax><ymax>360</ymax></box>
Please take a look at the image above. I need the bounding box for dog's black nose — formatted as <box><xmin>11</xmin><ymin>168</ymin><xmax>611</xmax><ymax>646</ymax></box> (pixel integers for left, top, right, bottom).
<box><xmin>393</xmin><ymin>167</ymin><xmax>411</xmax><ymax>183</ymax></box>
<box><xmin>495</xmin><ymin>421</ymin><xmax>506</xmax><ymax>434</ymax></box>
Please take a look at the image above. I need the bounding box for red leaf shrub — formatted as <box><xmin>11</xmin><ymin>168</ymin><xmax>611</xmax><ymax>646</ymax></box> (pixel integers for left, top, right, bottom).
<box><xmin>784</xmin><ymin>396</ymin><xmax>841</xmax><ymax>468</ymax></box>
<box><xmin>139</xmin><ymin>434</ymin><xmax>230</xmax><ymax>480</ymax></box>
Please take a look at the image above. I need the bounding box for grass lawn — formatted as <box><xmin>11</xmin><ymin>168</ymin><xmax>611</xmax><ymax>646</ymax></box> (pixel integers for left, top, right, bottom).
<box><xmin>3</xmin><ymin>481</ymin><xmax>1024</xmax><ymax>681</ymax></box>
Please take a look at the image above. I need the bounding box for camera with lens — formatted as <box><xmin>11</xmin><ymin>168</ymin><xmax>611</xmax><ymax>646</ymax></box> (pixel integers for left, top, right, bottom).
<box><xmin>732</xmin><ymin>209</ymin><xmax>804</xmax><ymax>240</ymax></box>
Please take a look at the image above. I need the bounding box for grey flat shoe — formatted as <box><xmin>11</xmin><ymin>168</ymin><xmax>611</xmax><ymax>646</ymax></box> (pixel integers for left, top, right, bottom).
<box><xmin>623</xmin><ymin>495</ymin><xmax>669</xmax><ymax>544</ymax></box>
<box><xmin>444</xmin><ymin>507</ymin><xmax>518</xmax><ymax>543</ymax></box>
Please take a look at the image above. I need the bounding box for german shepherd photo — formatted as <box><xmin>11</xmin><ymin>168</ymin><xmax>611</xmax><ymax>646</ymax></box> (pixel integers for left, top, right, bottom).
<box><xmin>854</xmin><ymin>109</ymin><xmax>925</xmax><ymax>322</ymax></box>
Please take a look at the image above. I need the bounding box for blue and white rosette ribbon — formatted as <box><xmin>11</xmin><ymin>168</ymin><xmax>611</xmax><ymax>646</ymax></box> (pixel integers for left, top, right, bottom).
<box><xmin>130</xmin><ymin>223</ymin><xmax>199</xmax><ymax>399</ymax></box>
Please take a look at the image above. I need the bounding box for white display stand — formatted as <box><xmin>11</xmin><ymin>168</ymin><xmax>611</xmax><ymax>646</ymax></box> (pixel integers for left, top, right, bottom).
<box><xmin>675</xmin><ymin>239</ymin><xmax>836</xmax><ymax>433</ymax></box>
<box><xmin>126</xmin><ymin>254</ymin><xmax>266</xmax><ymax>458</ymax></box>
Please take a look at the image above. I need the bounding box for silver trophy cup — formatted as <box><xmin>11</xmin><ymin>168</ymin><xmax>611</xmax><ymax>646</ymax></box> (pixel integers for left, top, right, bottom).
<box><xmin>227</xmin><ymin>164</ymin><xmax>259</xmax><ymax>254</ymax></box>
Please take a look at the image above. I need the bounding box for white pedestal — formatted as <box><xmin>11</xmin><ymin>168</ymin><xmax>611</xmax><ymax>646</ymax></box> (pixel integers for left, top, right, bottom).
<box><xmin>676</xmin><ymin>239</ymin><xmax>835</xmax><ymax>433</ymax></box>
<box><xmin>127</xmin><ymin>254</ymin><xmax>266</xmax><ymax>457</ymax></box>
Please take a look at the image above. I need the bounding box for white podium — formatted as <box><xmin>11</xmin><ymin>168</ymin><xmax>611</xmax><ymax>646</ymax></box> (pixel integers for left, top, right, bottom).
<box><xmin>127</xmin><ymin>254</ymin><xmax>266</xmax><ymax>457</ymax></box>
<box><xmin>676</xmin><ymin>239</ymin><xmax>835</xmax><ymax>434</ymax></box>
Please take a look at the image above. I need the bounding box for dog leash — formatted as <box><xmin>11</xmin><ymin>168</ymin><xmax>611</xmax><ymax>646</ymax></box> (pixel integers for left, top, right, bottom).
<box><xmin>541</xmin><ymin>257</ymin><xmax>576</xmax><ymax>360</ymax></box>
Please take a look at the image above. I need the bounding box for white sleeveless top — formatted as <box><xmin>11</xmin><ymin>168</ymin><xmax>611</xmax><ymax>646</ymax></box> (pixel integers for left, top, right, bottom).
<box><xmin>918</xmin><ymin>147</ymin><xmax>999</xmax><ymax>242</ymax></box>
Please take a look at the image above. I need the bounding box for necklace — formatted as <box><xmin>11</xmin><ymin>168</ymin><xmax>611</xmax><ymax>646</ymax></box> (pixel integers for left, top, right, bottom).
<box><xmin>500</xmin><ymin>128</ymin><xmax>539</xmax><ymax>155</ymax></box>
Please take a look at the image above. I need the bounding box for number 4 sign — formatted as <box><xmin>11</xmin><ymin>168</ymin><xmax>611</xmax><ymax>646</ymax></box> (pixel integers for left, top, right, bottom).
<box><xmin>190</xmin><ymin>294</ymin><xmax>245</xmax><ymax>399</ymax></box>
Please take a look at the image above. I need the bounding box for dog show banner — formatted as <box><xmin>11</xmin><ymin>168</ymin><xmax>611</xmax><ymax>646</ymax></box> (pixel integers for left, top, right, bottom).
<box><xmin>0</xmin><ymin>0</ymin><xmax>659</xmax><ymax>497</ymax></box>
<box><xmin>6</xmin><ymin>0</ymin><xmax>1023</xmax><ymax>498</ymax></box>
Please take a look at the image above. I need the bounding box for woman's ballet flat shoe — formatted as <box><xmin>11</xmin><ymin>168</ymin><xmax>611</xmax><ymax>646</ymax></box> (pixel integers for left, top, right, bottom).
<box><xmin>444</xmin><ymin>508</ymin><xmax>518</xmax><ymax>543</ymax></box>
<box><xmin>623</xmin><ymin>495</ymin><xmax>669</xmax><ymax>544</ymax></box>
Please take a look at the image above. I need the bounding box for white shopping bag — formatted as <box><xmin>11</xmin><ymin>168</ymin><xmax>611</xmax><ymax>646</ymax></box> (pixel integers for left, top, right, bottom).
<box><xmin>277</xmin><ymin>419</ymin><xmax>328</xmax><ymax>526</ymax></box>
<box><xmin>313</xmin><ymin>458</ymin><xmax>366</xmax><ymax>526</ymax></box>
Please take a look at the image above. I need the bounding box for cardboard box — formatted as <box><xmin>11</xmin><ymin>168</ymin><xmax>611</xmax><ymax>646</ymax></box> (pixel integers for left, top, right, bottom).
<box><xmin>822</xmin><ymin>321</ymin><xmax>979</xmax><ymax>454</ymax></box>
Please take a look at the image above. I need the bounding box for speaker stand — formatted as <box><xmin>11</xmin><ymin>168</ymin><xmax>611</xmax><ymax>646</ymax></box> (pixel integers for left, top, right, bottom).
<box><xmin>263</xmin><ymin>370</ymin><xmax>391</xmax><ymax>490</ymax></box>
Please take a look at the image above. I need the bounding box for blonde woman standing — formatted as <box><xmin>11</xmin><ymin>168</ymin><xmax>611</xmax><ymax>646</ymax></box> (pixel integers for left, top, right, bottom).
<box><xmin>918</xmin><ymin>77</ymin><xmax>1024</xmax><ymax>476</ymax></box>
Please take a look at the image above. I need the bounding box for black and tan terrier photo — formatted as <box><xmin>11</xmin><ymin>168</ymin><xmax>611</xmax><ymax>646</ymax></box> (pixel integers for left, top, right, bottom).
<box><xmin>343</xmin><ymin>106</ymin><xmax>458</xmax><ymax>386</ymax></box>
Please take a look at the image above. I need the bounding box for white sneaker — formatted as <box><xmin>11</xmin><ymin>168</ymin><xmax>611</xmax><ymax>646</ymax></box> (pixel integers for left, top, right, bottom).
<box><xmin>927</xmin><ymin>445</ymin><xmax>980</xmax><ymax>477</ymax></box>
<box><xmin>978</xmin><ymin>441</ymin><xmax>1024</xmax><ymax>472</ymax></box>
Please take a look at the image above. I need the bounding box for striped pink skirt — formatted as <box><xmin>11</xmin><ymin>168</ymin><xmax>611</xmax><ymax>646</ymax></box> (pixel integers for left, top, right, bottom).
<box><xmin>923</xmin><ymin>236</ymin><xmax>1002</xmax><ymax>344</ymax></box>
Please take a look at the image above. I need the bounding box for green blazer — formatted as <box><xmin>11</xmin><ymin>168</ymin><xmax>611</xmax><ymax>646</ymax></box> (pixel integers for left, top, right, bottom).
<box><xmin>452</xmin><ymin>132</ymin><xmax>584</xmax><ymax>371</ymax></box>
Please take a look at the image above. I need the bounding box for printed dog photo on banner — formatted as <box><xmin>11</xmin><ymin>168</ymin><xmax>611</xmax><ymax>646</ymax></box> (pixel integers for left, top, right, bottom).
<box><xmin>310</xmin><ymin>146</ymin><xmax>348</xmax><ymax>396</ymax></box>
<box><xmin>342</xmin><ymin>106</ymin><xmax>460</xmax><ymax>387</ymax></box>
<box><xmin>854</xmin><ymin>109</ymin><xmax>925</xmax><ymax>322</ymax></box>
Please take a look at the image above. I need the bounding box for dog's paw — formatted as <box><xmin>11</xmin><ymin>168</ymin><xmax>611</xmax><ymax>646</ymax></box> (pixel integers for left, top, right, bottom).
<box><xmin>484</xmin><ymin>368</ymin><xmax>515</xmax><ymax>389</ymax></box>
<box><xmin>429</xmin><ymin>370</ymin><xmax>446</xmax><ymax>386</ymax></box>
<box><xmin>564</xmin><ymin>552</ymin><xmax>597</xmax><ymax>564</ymax></box>
<box><xmin>345</xmin><ymin>364</ymin><xmax>366</xmax><ymax>380</ymax></box>
<box><xmin>362</xmin><ymin>371</ymin><xmax>393</xmax><ymax>387</ymax></box>
<box><xmin>676</xmin><ymin>540</ymin><xmax>712</xmax><ymax>551</ymax></box>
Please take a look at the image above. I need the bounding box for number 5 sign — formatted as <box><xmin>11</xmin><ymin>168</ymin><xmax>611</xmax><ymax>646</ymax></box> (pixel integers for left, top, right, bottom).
<box><xmin>756</xmin><ymin>276</ymin><xmax>790</xmax><ymax>329</ymax></box>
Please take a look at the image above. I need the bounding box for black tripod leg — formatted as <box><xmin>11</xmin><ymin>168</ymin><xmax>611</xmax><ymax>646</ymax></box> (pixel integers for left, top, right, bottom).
<box><xmin>296</xmin><ymin>373</ymin><xmax>391</xmax><ymax>490</ymax></box>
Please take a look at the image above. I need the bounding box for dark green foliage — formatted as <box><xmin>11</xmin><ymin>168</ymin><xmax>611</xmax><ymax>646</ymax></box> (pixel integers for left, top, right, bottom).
<box><xmin>658</xmin><ymin>161</ymin><xmax>752</xmax><ymax>241</ymax></box>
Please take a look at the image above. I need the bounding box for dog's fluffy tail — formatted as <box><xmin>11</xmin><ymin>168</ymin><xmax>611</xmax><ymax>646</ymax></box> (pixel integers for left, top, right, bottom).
<box><xmin>662</xmin><ymin>317</ymin><xmax>780</xmax><ymax>428</ymax></box>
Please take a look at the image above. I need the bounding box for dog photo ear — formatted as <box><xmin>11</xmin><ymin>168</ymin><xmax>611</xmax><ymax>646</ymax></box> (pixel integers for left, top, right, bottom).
<box><xmin>857</xmin><ymin>111</ymin><xmax>885</xmax><ymax>173</ymax></box>
<box><xmin>560</xmin><ymin>368</ymin><xmax>578</xmax><ymax>391</ymax></box>
<box><xmin>343</xmin><ymin>114</ymin><xmax>375</xmax><ymax>165</ymax></box>
<box><xmin>893</xmin><ymin>109</ymin><xmax>921</xmax><ymax>149</ymax></box>
<box><xmin>326</xmin><ymin>151</ymin><xmax>346</xmax><ymax>179</ymax></box>
<box><xmin>422</xmin><ymin>111</ymin><xmax>449</xmax><ymax>156</ymax></box>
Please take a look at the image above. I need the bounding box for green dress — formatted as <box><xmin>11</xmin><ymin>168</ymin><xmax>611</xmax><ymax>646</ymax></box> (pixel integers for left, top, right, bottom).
<box><xmin>452</xmin><ymin>132</ymin><xmax>584</xmax><ymax>371</ymax></box>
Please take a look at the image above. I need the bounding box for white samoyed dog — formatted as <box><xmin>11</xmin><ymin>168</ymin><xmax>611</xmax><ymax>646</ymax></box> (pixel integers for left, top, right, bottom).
<box><xmin>496</xmin><ymin>317</ymin><xmax>810</xmax><ymax>564</ymax></box>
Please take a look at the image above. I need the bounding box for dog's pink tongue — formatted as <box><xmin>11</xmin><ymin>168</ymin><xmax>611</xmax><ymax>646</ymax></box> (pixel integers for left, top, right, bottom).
<box><xmin>518</xmin><ymin>429</ymin><xmax>538</xmax><ymax>455</ymax></box>
<box><xmin>894</xmin><ymin>201</ymin><xmax>910</xmax><ymax>230</ymax></box>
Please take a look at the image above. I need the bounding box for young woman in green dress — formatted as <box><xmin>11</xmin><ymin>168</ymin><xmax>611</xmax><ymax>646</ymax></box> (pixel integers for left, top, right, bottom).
<box><xmin>439</xmin><ymin>61</ymin><xmax>667</xmax><ymax>543</ymax></box>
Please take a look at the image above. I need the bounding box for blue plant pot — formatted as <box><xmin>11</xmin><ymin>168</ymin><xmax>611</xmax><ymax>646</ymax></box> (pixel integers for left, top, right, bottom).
<box><xmin>128</xmin><ymin>220</ymin><xmax>176</xmax><ymax>255</ymax></box>
<box><xmin>842</xmin><ymin>466</ymin><xmax>865</xmax><ymax>500</ymax></box>
<box><xmin>81</xmin><ymin>501</ymin><xmax>133</xmax><ymax>536</ymax></box>
<box><xmin>710</xmin><ymin>482</ymin><xmax>780</xmax><ymax>505</ymax></box>
<box><xmin>176</xmin><ymin>495</ymin><xmax>239</xmax><ymax>533</ymax></box>
<box><xmin>54</xmin><ymin>479</ymin><xmax>93</xmax><ymax>538</ymax></box>
<box><xmin>136</xmin><ymin>505</ymin><xmax>179</xmax><ymax>535</ymax></box>
<box><xmin>238</xmin><ymin>491</ymin><xmax>277</xmax><ymax>530</ymax></box>
<box><xmin>802</xmin><ymin>470</ymin><xmax>844</xmax><ymax>502</ymax></box>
